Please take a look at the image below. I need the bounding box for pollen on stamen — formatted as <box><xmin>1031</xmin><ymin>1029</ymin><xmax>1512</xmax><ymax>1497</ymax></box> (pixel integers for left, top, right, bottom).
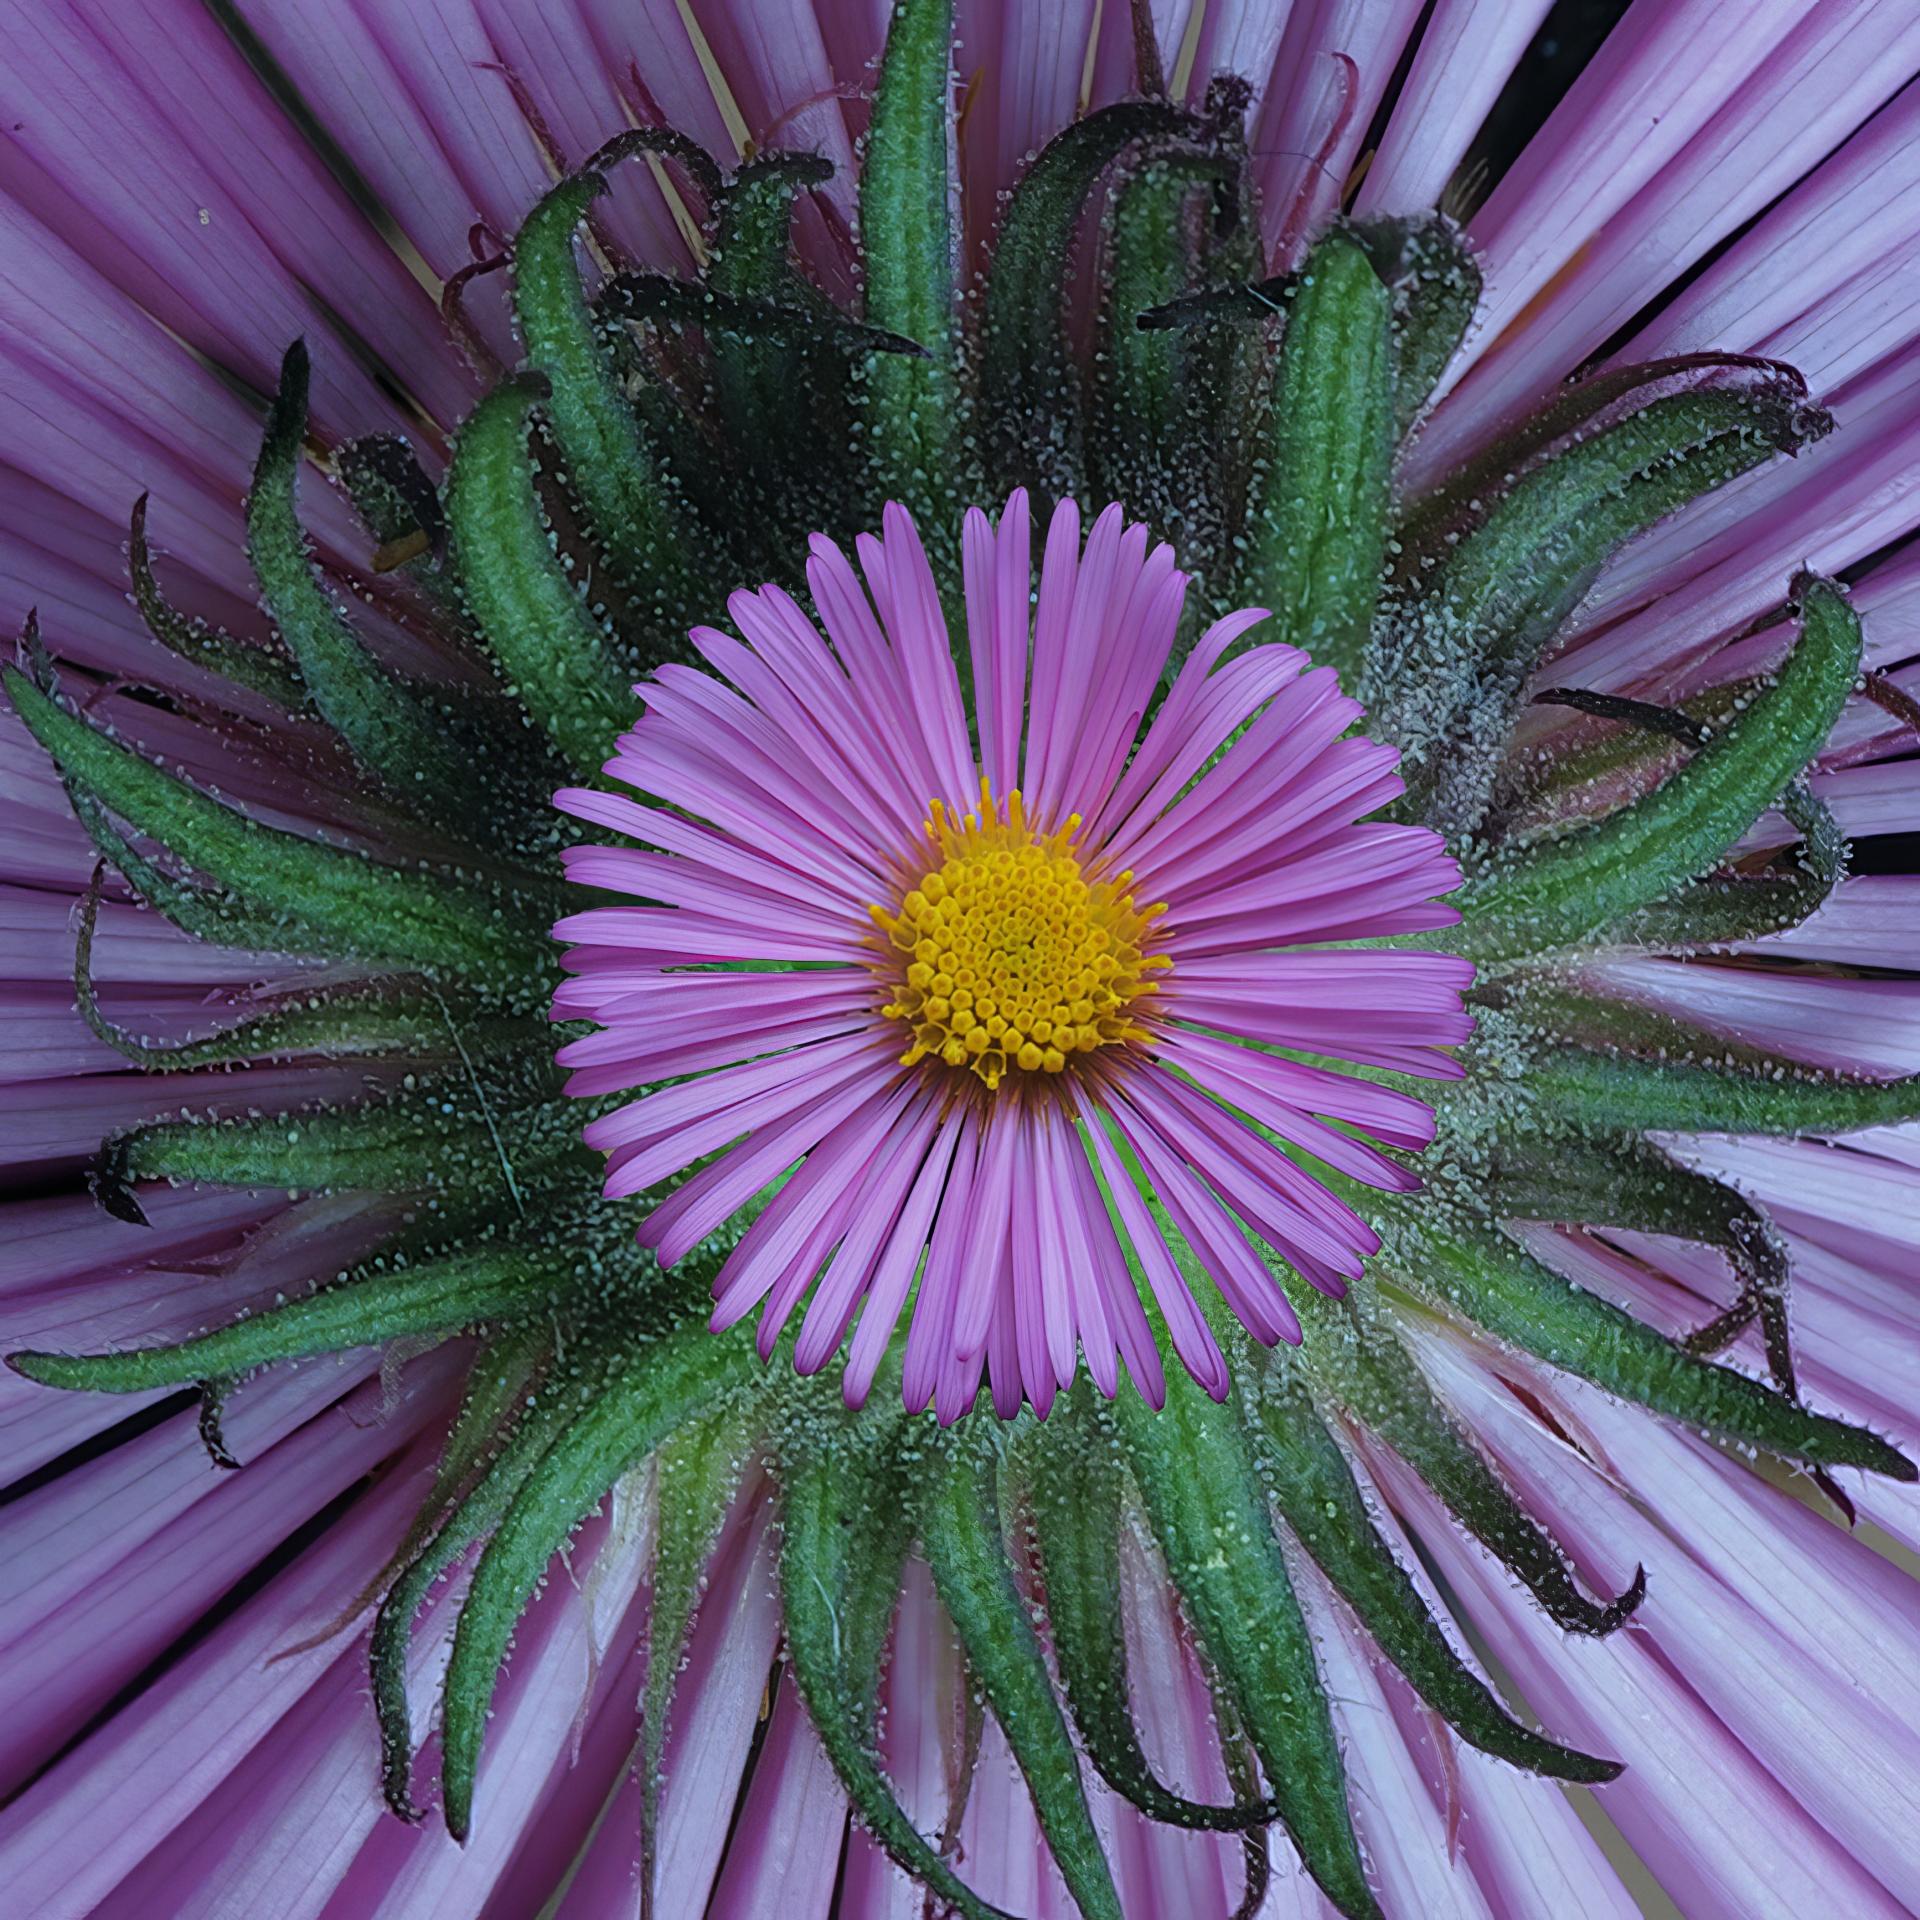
<box><xmin>867</xmin><ymin>780</ymin><xmax>1170</xmax><ymax>1090</ymax></box>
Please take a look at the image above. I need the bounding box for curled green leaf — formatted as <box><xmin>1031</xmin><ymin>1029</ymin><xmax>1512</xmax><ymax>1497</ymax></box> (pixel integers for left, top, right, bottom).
<box><xmin>919</xmin><ymin>1427</ymin><xmax>1125</xmax><ymax>1920</ymax></box>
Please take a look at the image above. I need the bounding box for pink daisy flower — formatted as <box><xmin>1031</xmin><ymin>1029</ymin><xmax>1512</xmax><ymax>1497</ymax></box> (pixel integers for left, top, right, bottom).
<box><xmin>554</xmin><ymin>492</ymin><xmax>1466</xmax><ymax>1418</ymax></box>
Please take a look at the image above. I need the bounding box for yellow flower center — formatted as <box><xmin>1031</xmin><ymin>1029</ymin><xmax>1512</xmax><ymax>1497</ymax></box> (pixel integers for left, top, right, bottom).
<box><xmin>869</xmin><ymin>786</ymin><xmax>1169</xmax><ymax>1091</ymax></box>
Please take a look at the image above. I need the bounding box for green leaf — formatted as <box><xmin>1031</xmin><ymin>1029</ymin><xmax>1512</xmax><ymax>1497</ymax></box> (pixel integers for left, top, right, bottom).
<box><xmin>69</xmin><ymin>867</ymin><xmax>505</xmax><ymax>1072</ymax></box>
<box><xmin>1448</xmin><ymin>576</ymin><xmax>1863</xmax><ymax>962</ymax></box>
<box><xmin>510</xmin><ymin>146</ymin><xmax>696</xmax><ymax>613</ymax></box>
<box><xmin>1505</xmin><ymin>976</ymin><xmax>1803</xmax><ymax>1076</ymax></box>
<box><xmin>1251</xmin><ymin>1359</ymin><xmax>1621</xmax><ymax>1782</ymax></box>
<box><xmin>61</xmin><ymin>784</ymin><xmax>322</xmax><ymax>959</ymax></box>
<box><xmin>4</xmin><ymin>666</ymin><xmax>546</xmax><ymax>989</ymax></box>
<box><xmin>269</xmin><ymin>1320</ymin><xmax>550</xmax><ymax>1669</ymax></box>
<box><xmin>1111</xmin><ymin>1355</ymin><xmax>1380</xmax><ymax>1920</ymax></box>
<box><xmin>1089</xmin><ymin>152</ymin><xmax>1226</xmax><ymax>532</ymax></box>
<box><xmin>601</xmin><ymin>272</ymin><xmax>925</xmax><ymax>357</ymax></box>
<box><xmin>1512</xmin><ymin>694</ymin><xmax>1846</xmax><ymax>951</ymax></box>
<box><xmin>1593</xmin><ymin>780</ymin><xmax>1846</xmax><ymax>951</ymax></box>
<box><xmin>1522</xmin><ymin>1044</ymin><xmax>1920</xmax><ymax>1141</ymax></box>
<box><xmin>1294</xmin><ymin>1284</ymin><xmax>1644</xmax><ymax>1635</ymax></box>
<box><xmin>981</xmin><ymin>99</ymin><xmax>1192</xmax><ymax>498</ymax></box>
<box><xmin>247</xmin><ymin>342</ymin><xmax>470</xmax><ymax>813</ymax></box>
<box><xmin>9</xmin><ymin>1244</ymin><xmax>566</xmax><ymax>1393</ymax></box>
<box><xmin>1375</xmin><ymin>383</ymin><xmax>1830</xmax><ymax>838</ymax></box>
<box><xmin>919</xmin><ymin>1427</ymin><xmax>1124</xmax><ymax>1920</ymax></box>
<box><xmin>1239</xmin><ymin>230</ymin><xmax>1395</xmax><ymax>687</ymax></box>
<box><xmin>439</xmin><ymin>1308</ymin><xmax>755</xmax><ymax>1838</ymax></box>
<box><xmin>337</xmin><ymin>434</ymin><xmax>447</xmax><ymax>567</ymax></box>
<box><xmin>778</xmin><ymin>1405</ymin><xmax>1013</xmax><ymax>1920</ymax></box>
<box><xmin>446</xmin><ymin>375</ymin><xmax>637</xmax><ymax>776</ymax></box>
<box><xmin>859</xmin><ymin>0</ymin><xmax>960</xmax><ymax>529</ymax></box>
<box><xmin>96</xmin><ymin>1065</ymin><xmax>578</xmax><ymax>1205</ymax></box>
<box><xmin>372</xmin><ymin>1331</ymin><xmax>596</xmax><ymax>1819</ymax></box>
<box><xmin>1489</xmin><ymin>1135</ymin><xmax>1798</xmax><ymax>1394</ymax></box>
<box><xmin>1022</xmin><ymin>1391</ymin><xmax>1282</xmax><ymax>1829</ymax></box>
<box><xmin>1407</xmin><ymin>354</ymin><xmax>1821</xmax><ymax>559</ymax></box>
<box><xmin>129</xmin><ymin>493</ymin><xmax>305</xmax><ymax>707</ymax></box>
<box><xmin>1349</xmin><ymin>213</ymin><xmax>1481</xmax><ymax>438</ymax></box>
<box><xmin>1396</xmin><ymin>1215</ymin><xmax>1914</xmax><ymax>1479</ymax></box>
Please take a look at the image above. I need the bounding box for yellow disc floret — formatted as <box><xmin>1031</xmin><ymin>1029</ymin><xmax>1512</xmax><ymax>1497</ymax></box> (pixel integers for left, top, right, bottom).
<box><xmin>869</xmin><ymin>784</ymin><xmax>1169</xmax><ymax>1091</ymax></box>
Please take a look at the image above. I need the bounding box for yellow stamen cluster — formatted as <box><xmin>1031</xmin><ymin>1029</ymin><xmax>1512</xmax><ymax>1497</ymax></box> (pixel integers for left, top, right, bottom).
<box><xmin>870</xmin><ymin>785</ymin><xmax>1169</xmax><ymax>1091</ymax></box>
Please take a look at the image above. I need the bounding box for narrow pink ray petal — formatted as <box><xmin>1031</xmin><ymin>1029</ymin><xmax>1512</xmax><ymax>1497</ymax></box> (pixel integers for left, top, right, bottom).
<box><xmin>1086</xmin><ymin>630</ymin><xmax>1295</xmax><ymax>854</ymax></box>
<box><xmin>0</xmin><ymin>1418</ymin><xmax>455</xmax><ymax>1915</ymax></box>
<box><xmin>844</xmin><ymin>1115</ymin><xmax>963</xmax><ymax>1407</ymax></box>
<box><xmin>2</xmin><ymin>2</ymin><xmax>475</xmax><ymax>437</ymax></box>
<box><xmin>951</xmin><ymin>1107</ymin><xmax>1020</xmax><ymax>1363</ymax></box>
<box><xmin>1424</xmin><ymin>0</ymin><xmax>1920</xmax><ymax>471</ymax></box>
<box><xmin>561</xmin><ymin>1007</ymin><xmax>871</xmax><ymax>1101</ymax></box>
<box><xmin>646</xmin><ymin>1494</ymin><xmax>783</xmax><ymax>1917</ymax></box>
<box><xmin>1414</xmin><ymin>1324</ymin><xmax>1920</xmax><ymax>1909</ymax></box>
<box><xmin>1354</xmin><ymin>0</ymin><xmax>1556</xmax><ymax>217</ymax></box>
<box><xmin>699</xmin><ymin>610</ymin><xmax>920</xmax><ymax>845</ymax></box>
<box><xmin>902</xmin><ymin>1115</ymin><xmax>981</xmax><ymax>1414</ymax></box>
<box><xmin>1081</xmin><ymin>1106</ymin><xmax>1228</xmax><ymax>1401</ymax></box>
<box><xmin>1436</xmin><ymin>0</ymin><xmax>1826</xmax><ymax>405</ymax></box>
<box><xmin>1033</xmin><ymin>1111</ymin><xmax>1117</xmax><ymax>1398</ymax></box>
<box><xmin>836</xmin><ymin>1558</ymin><xmax>969</xmax><ymax>1918</ymax></box>
<box><xmin>704</xmin><ymin>1676</ymin><xmax>848</xmax><ymax>1918</ymax></box>
<box><xmin>637</xmin><ymin>1069</ymin><xmax>897</xmax><ymax>1261</ymax></box>
<box><xmin>806</xmin><ymin>533</ymin><xmax>951</xmax><ymax>810</ymax></box>
<box><xmin>641</xmin><ymin>665</ymin><xmax>896</xmax><ymax>868</ymax></box>
<box><xmin>1291</xmin><ymin>1552</ymin><xmax>1499</xmax><ymax>1918</ymax></box>
<box><xmin>1126</xmin><ymin>1065</ymin><xmax>1375</xmax><ymax>1271</ymax></box>
<box><xmin>1252</xmin><ymin>1</ymin><xmax>1426</xmax><ymax>265</ymax></box>
<box><xmin>1025</xmin><ymin>501</ymin><xmax>1124</xmax><ymax>814</ymax></box>
<box><xmin>791</xmin><ymin>1088</ymin><xmax>944</xmax><ymax>1370</ymax></box>
<box><xmin>1051</xmin><ymin>544</ymin><xmax>1187</xmax><ymax>826</ymax></box>
<box><xmin>962</xmin><ymin>488</ymin><xmax>1033</xmax><ymax>802</ymax></box>
<box><xmin>857</xmin><ymin>505</ymin><xmax>978</xmax><ymax>813</ymax></box>
<box><xmin>1107</xmin><ymin>1091</ymin><xmax>1299</xmax><ymax>1348</ymax></box>
<box><xmin>1159</xmin><ymin>1031</ymin><xmax>1420</xmax><ymax>1192</ymax></box>
<box><xmin>1389</xmin><ymin>1434</ymin><xmax>1910</xmax><ymax>1920</ymax></box>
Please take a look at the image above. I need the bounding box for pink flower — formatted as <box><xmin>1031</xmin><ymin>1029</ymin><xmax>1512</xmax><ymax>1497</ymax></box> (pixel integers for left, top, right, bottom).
<box><xmin>555</xmin><ymin>491</ymin><xmax>1466</xmax><ymax>1417</ymax></box>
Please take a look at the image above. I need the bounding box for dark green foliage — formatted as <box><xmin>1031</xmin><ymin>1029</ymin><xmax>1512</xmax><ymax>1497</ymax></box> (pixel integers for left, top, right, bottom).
<box><xmin>10</xmin><ymin>1245</ymin><xmax>568</xmax><ymax>1392</ymax></box>
<box><xmin>1111</xmin><ymin>1349</ymin><xmax>1380</xmax><ymax>1919</ymax></box>
<box><xmin>129</xmin><ymin>492</ymin><xmax>306</xmax><ymax>706</ymax></box>
<box><xmin>446</xmin><ymin>376</ymin><xmax>637</xmax><ymax>775</ymax></box>
<box><xmin>1349</xmin><ymin>213</ymin><xmax>1482</xmax><ymax>437</ymax></box>
<box><xmin>4</xmin><ymin>666</ymin><xmax>550</xmax><ymax>992</ymax></box>
<box><xmin>777</xmin><ymin>1404</ymin><xmax>1015</xmax><ymax>1919</ymax></box>
<box><xmin>92</xmin><ymin>1060</ymin><xmax>579</xmax><ymax>1206</ymax></box>
<box><xmin>1295</xmin><ymin>1285</ymin><xmax>1647</xmax><ymax>1635</ymax></box>
<box><xmin>1450</xmin><ymin>577</ymin><xmax>1862</xmax><ymax>961</ymax></box>
<box><xmin>1239</xmin><ymin>230</ymin><xmax>1395</xmax><ymax>685</ymax></box>
<box><xmin>509</xmin><ymin>143</ymin><xmax>698</xmax><ymax>613</ymax></box>
<box><xmin>1023</xmin><ymin>1391</ymin><xmax>1282</xmax><ymax>1830</ymax></box>
<box><xmin>920</xmin><ymin>1429</ymin><xmax>1125</xmax><ymax>1920</ymax></box>
<box><xmin>438</xmin><ymin>1299</ymin><xmax>756</xmax><ymax>1837</ymax></box>
<box><xmin>981</xmin><ymin>99</ymin><xmax>1196</xmax><ymax>499</ymax></box>
<box><xmin>247</xmin><ymin>343</ymin><xmax>474</xmax><ymax>818</ymax></box>
<box><xmin>1252</xmin><ymin>1358</ymin><xmax>1622</xmax><ymax>1782</ymax></box>
<box><xmin>1375</xmin><ymin>379</ymin><xmax>1831</xmax><ymax>837</ymax></box>
<box><xmin>1399</xmin><ymin>1217</ymin><xmax>1914</xmax><ymax>1480</ymax></box>
<box><xmin>859</xmin><ymin>0</ymin><xmax>960</xmax><ymax>531</ymax></box>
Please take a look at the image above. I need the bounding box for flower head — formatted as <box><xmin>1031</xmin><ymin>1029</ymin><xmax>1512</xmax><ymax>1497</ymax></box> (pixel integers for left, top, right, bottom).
<box><xmin>556</xmin><ymin>493</ymin><xmax>1466</xmax><ymax>1416</ymax></box>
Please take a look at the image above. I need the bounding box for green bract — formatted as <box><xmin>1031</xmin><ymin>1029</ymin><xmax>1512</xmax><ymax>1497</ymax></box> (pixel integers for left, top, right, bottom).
<box><xmin>7</xmin><ymin>2</ymin><xmax>1912</xmax><ymax>1914</ymax></box>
